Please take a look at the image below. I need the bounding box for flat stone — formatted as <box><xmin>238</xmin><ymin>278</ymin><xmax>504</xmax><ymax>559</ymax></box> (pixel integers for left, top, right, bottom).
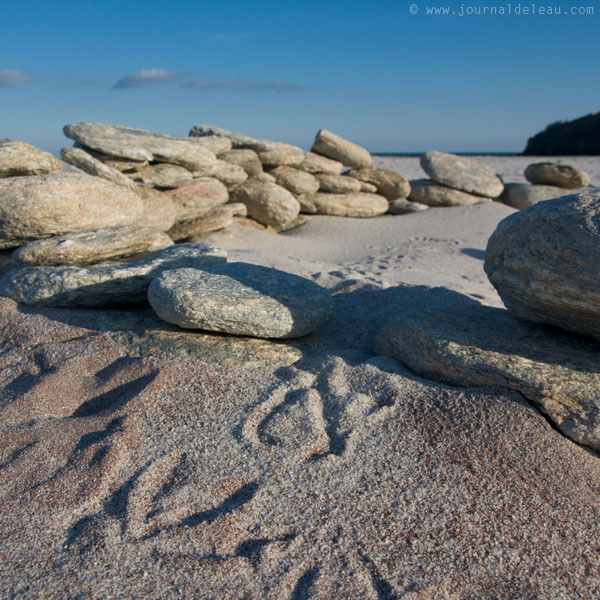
<box><xmin>135</xmin><ymin>187</ymin><xmax>177</xmax><ymax>232</ymax></box>
<box><xmin>0</xmin><ymin>243</ymin><xmax>226</xmax><ymax>307</ymax></box>
<box><xmin>148</xmin><ymin>263</ymin><xmax>333</xmax><ymax>338</ymax></box>
<box><xmin>524</xmin><ymin>162</ymin><xmax>590</xmax><ymax>189</ymax></box>
<box><xmin>189</xmin><ymin>124</ymin><xmax>282</xmax><ymax>153</ymax></box>
<box><xmin>167</xmin><ymin>205</ymin><xmax>243</xmax><ymax>241</ymax></box>
<box><xmin>484</xmin><ymin>192</ymin><xmax>600</xmax><ymax>341</ymax></box>
<box><xmin>219</xmin><ymin>149</ymin><xmax>263</xmax><ymax>176</ymax></box>
<box><xmin>360</xmin><ymin>181</ymin><xmax>378</xmax><ymax>193</ymax></box>
<box><xmin>375</xmin><ymin>284</ymin><xmax>600</xmax><ymax>450</ymax></box>
<box><xmin>346</xmin><ymin>167</ymin><xmax>411</xmax><ymax>200</ymax></box>
<box><xmin>80</xmin><ymin>146</ymin><xmax>149</xmax><ymax>172</ymax></box>
<box><xmin>252</xmin><ymin>172</ymin><xmax>276</xmax><ymax>183</ymax></box>
<box><xmin>133</xmin><ymin>163</ymin><xmax>193</xmax><ymax>189</ymax></box>
<box><xmin>188</xmin><ymin>135</ymin><xmax>232</xmax><ymax>155</ymax></box>
<box><xmin>165</xmin><ymin>178</ymin><xmax>229</xmax><ymax>220</ymax></box>
<box><xmin>311</xmin><ymin>129</ymin><xmax>372</xmax><ymax>168</ymax></box>
<box><xmin>0</xmin><ymin>173</ymin><xmax>144</xmax><ymax>249</ymax></box>
<box><xmin>420</xmin><ymin>151</ymin><xmax>504</xmax><ymax>198</ymax></box>
<box><xmin>307</xmin><ymin>192</ymin><xmax>388</xmax><ymax>217</ymax></box>
<box><xmin>13</xmin><ymin>226</ymin><xmax>172</xmax><ymax>266</ymax></box>
<box><xmin>501</xmin><ymin>183</ymin><xmax>569</xmax><ymax>209</ymax></box>
<box><xmin>387</xmin><ymin>198</ymin><xmax>429</xmax><ymax>214</ymax></box>
<box><xmin>296</xmin><ymin>194</ymin><xmax>317</xmax><ymax>214</ymax></box>
<box><xmin>409</xmin><ymin>179</ymin><xmax>492</xmax><ymax>206</ymax></box>
<box><xmin>60</xmin><ymin>146</ymin><xmax>137</xmax><ymax>189</ymax></box>
<box><xmin>0</xmin><ymin>139</ymin><xmax>62</xmax><ymax>177</ymax></box>
<box><xmin>230</xmin><ymin>180</ymin><xmax>300</xmax><ymax>228</ymax></box>
<box><xmin>208</xmin><ymin>160</ymin><xmax>248</xmax><ymax>189</ymax></box>
<box><xmin>257</xmin><ymin>144</ymin><xmax>305</xmax><ymax>167</ymax></box>
<box><xmin>298</xmin><ymin>151</ymin><xmax>344</xmax><ymax>175</ymax></box>
<box><xmin>271</xmin><ymin>166</ymin><xmax>320</xmax><ymax>195</ymax></box>
<box><xmin>316</xmin><ymin>173</ymin><xmax>362</xmax><ymax>193</ymax></box>
<box><xmin>64</xmin><ymin>123</ymin><xmax>218</xmax><ymax>172</ymax></box>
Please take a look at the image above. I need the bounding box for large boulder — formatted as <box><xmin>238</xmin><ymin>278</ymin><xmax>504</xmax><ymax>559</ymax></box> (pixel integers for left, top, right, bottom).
<box><xmin>484</xmin><ymin>192</ymin><xmax>600</xmax><ymax>341</ymax></box>
<box><xmin>409</xmin><ymin>179</ymin><xmax>492</xmax><ymax>206</ymax></box>
<box><xmin>0</xmin><ymin>173</ymin><xmax>144</xmax><ymax>249</ymax></box>
<box><xmin>60</xmin><ymin>146</ymin><xmax>137</xmax><ymax>189</ymax></box>
<box><xmin>311</xmin><ymin>129</ymin><xmax>372</xmax><ymax>168</ymax></box>
<box><xmin>500</xmin><ymin>183</ymin><xmax>567</xmax><ymax>209</ymax></box>
<box><xmin>420</xmin><ymin>151</ymin><xmax>504</xmax><ymax>198</ymax></box>
<box><xmin>308</xmin><ymin>192</ymin><xmax>388</xmax><ymax>217</ymax></box>
<box><xmin>346</xmin><ymin>167</ymin><xmax>411</xmax><ymax>200</ymax></box>
<box><xmin>148</xmin><ymin>263</ymin><xmax>333</xmax><ymax>338</ymax></box>
<box><xmin>524</xmin><ymin>162</ymin><xmax>590</xmax><ymax>189</ymax></box>
<box><xmin>0</xmin><ymin>243</ymin><xmax>226</xmax><ymax>307</ymax></box>
<box><xmin>0</xmin><ymin>139</ymin><xmax>62</xmax><ymax>177</ymax></box>
<box><xmin>165</xmin><ymin>178</ymin><xmax>229</xmax><ymax>220</ymax></box>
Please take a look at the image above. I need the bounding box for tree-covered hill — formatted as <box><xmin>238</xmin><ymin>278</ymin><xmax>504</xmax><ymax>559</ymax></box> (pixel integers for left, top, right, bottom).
<box><xmin>523</xmin><ymin>112</ymin><xmax>600</xmax><ymax>155</ymax></box>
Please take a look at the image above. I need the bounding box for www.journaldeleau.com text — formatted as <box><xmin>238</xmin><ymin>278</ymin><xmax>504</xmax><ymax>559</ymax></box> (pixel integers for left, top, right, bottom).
<box><xmin>420</xmin><ymin>3</ymin><xmax>595</xmax><ymax>16</ymax></box>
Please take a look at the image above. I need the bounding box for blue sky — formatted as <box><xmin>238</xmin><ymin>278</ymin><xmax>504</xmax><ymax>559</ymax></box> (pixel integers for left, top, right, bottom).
<box><xmin>1</xmin><ymin>0</ymin><xmax>598</xmax><ymax>154</ymax></box>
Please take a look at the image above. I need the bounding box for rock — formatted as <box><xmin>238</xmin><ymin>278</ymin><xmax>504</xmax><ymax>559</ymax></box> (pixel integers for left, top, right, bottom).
<box><xmin>230</xmin><ymin>181</ymin><xmax>300</xmax><ymax>228</ymax></box>
<box><xmin>500</xmin><ymin>183</ymin><xmax>567</xmax><ymax>209</ymax></box>
<box><xmin>346</xmin><ymin>167</ymin><xmax>411</xmax><ymax>200</ymax></box>
<box><xmin>252</xmin><ymin>172</ymin><xmax>276</xmax><ymax>183</ymax></box>
<box><xmin>13</xmin><ymin>226</ymin><xmax>172</xmax><ymax>266</ymax></box>
<box><xmin>80</xmin><ymin>146</ymin><xmax>149</xmax><ymax>172</ymax></box>
<box><xmin>208</xmin><ymin>160</ymin><xmax>248</xmax><ymax>189</ymax></box>
<box><xmin>60</xmin><ymin>146</ymin><xmax>137</xmax><ymax>189</ymax></box>
<box><xmin>188</xmin><ymin>135</ymin><xmax>232</xmax><ymax>155</ymax></box>
<box><xmin>148</xmin><ymin>263</ymin><xmax>333</xmax><ymax>338</ymax></box>
<box><xmin>311</xmin><ymin>129</ymin><xmax>372</xmax><ymax>168</ymax></box>
<box><xmin>0</xmin><ymin>173</ymin><xmax>144</xmax><ymax>249</ymax></box>
<box><xmin>133</xmin><ymin>163</ymin><xmax>193</xmax><ymax>189</ymax></box>
<box><xmin>360</xmin><ymin>182</ymin><xmax>378</xmax><ymax>193</ymax></box>
<box><xmin>165</xmin><ymin>178</ymin><xmax>229</xmax><ymax>220</ymax></box>
<box><xmin>315</xmin><ymin>173</ymin><xmax>362</xmax><ymax>194</ymax></box>
<box><xmin>387</xmin><ymin>198</ymin><xmax>429</xmax><ymax>214</ymax></box>
<box><xmin>219</xmin><ymin>149</ymin><xmax>263</xmax><ymax>176</ymax></box>
<box><xmin>308</xmin><ymin>192</ymin><xmax>388</xmax><ymax>217</ymax></box>
<box><xmin>409</xmin><ymin>179</ymin><xmax>492</xmax><ymax>206</ymax></box>
<box><xmin>64</xmin><ymin>123</ymin><xmax>218</xmax><ymax>172</ymax></box>
<box><xmin>271</xmin><ymin>166</ymin><xmax>320</xmax><ymax>195</ymax></box>
<box><xmin>374</xmin><ymin>285</ymin><xmax>600</xmax><ymax>450</ymax></box>
<box><xmin>298</xmin><ymin>151</ymin><xmax>344</xmax><ymax>175</ymax></box>
<box><xmin>0</xmin><ymin>139</ymin><xmax>62</xmax><ymax>178</ymax></box>
<box><xmin>257</xmin><ymin>144</ymin><xmax>305</xmax><ymax>167</ymax></box>
<box><xmin>524</xmin><ymin>162</ymin><xmax>590</xmax><ymax>189</ymax></box>
<box><xmin>420</xmin><ymin>151</ymin><xmax>504</xmax><ymax>198</ymax></box>
<box><xmin>272</xmin><ymin>214</ymin><xmax>312</xmax><ymax>233</ymax></box>
<box><xmin>189</xmin><ymin>124</ymin><xmax>282</xmax><ymax>153</ymax></box>
<box><xmin>135</xmin><ymin>187</ymin><xmax>177</xmax><ymax>232</ymax></box>
<box><xmin>484</xmin><ymin>192</ymin><xmax>600</xmax><ymax>341</ymax></box>
<box><xmin>0</xmin><ymin>243</ymin><xmax>226</xmax><ymax>307</ymax></box>
<box><xmin>167</xmin><ymin>205</ymin><xmax>242</xmax><ymax>241</ymax></box>
<box><xmin>296</xmin><ymin>194</ymin><xmax>318</xmax><ymax>214</ymax></box>
<box><xmin>236</xmin><ymin>218</ymin><xmax>277</xmax><ymax>233</ymax></box>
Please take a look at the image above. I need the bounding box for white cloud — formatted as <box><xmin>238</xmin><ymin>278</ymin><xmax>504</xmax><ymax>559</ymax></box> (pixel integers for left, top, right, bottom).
<box><xmin>0</xmin><ymin>69</ymin><xmax>33</xmax><ymax>87</ymax></box>
<box><xmin>113</xmin><ymin>69</ymin><xmax>181</xmax><ymax>89</ymax></box>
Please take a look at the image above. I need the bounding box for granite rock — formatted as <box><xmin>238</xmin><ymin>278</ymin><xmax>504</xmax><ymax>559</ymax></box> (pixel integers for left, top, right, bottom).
<box><xmin>387</xmin><ymin>198</ymin><xmax>429</xmax><ymax>214</ymax></box>
<box><xmin>315</xmin><ymin>173</ymin><xmax>362</xmax><ymax>194</ymax></box>
<box><xmin>271</xmin><ymin>166</ymin><xmax>320</xmax><ymax>195</ymax></box>
<box><xmin>409</xmin><ymin>179</ymin><xmax>492</xmax><ymax>206</ymax></box>
<box><xmin>0</xmin><ymin>139</ymin><xmax>62</xmax><ymax>178</ymax></box>
<box><xmin>257</xmin><ymin>144</ymin><xmax>305</xmax><ymax>167</ymax></box>
<box><xmin>308</xmin><ymin>192</ymin><xmax>388</xmax><ymax>217</ymax></box>
<box><xmin>311</xmin><ymin>129</ymin><xmax>372</xmax><ymax>168</ymax></box>
<box><xmin>60</xmin><ymin>146</ymin><xmax>137</xmax><ymax>189</ymax></box>
<box><xmin>189</xmin><ymin>124</ymin><xmax>284</xmax><ymax>153</ymax></box>
<box><xmin>167</xmin><ymin>204</ymin><xmax>244</xmax><ymax>241</ymax></box>
<box><xmin>133</xmin><ymin>163</ymin><xmax>193</xmax><ymax>189</ymax></box>
<box><xmin>208</xmin><ymin>160</ymin><xmax>248</xmax><ymax>189</ymax></box>
<box><xmin>165</xmin><ymin>177</ymin><xmax>229</xmax><ymax>220</ymax></box>
<box><xmin>298</xmin><ymin>151</ymin><xmax>344</xmax><ymax>176</ymax></box>
<box><xmin>524</xmin><ymin>162</ymin><xmax>590</xmax><ymax>189</ymax></box>
<box><xmin>501</xmin><ymin>183</ymin><xmax>569</xmax><ymax>210</ymax></box>
<box><xmin>135</xmin><ymin>187</ymin><xmax>178</xmax><ymax>232</ymax></box>
<box><xmin>219</xmin><ymin>149</ymin><xmax>263</xmax><ymax>176</ymax></box>
<box><xmin>346</xmin><ymin>167</ymin><xmax>411</xmax><ymax>200</ymax></box>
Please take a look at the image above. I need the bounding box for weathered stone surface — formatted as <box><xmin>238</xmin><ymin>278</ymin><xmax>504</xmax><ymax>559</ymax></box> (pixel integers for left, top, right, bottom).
<box><xmin>316</xmin><ymin>173</ymin><xmax>362</xmax><ymax>194</ymax></box>
<box><xmin>0</xmin><ymin>139</ymin><xmax>62</xmax><ymax>178</ymax></box>
<box><xmin>165</xmin><ymin>177</ymin><xmax>228</xmax><ymax>220</ymax></box>
<box><xmin>0</xmin><ymin>173</ymin><xmax>144</xmax><ymax>249</ymax></box>
<box><xmin>167</xmin><ymin>205</ymin><xmax>243</xmax><ymax>241</ymax></box>
<box><xmin>420</xmin><ymin>151</ymin><xmax>504</xmax><ymax>198</ymax></box>
<box><xmin>484</xmin><ymin>192</ymin><xmax>600</xmax><ymax>341</ymax></box>
<box><xmin>230</xmin><ymin>180</ymin><xmax>300</xmax><ymax>228</ymax></box>
<box><xmin>298</xmin><ymin>151</ymin><xmax>344</xmax><ymax>175</ymax></box>
<box><xmin>375</xmin><ymin>285</ymin><xmax>600</xmax><ymax>450</ymax></box>
<box><xmin>13</xmin><ymin>226</ymin><xmax>172</xmax><ymax>266</ymax></box>
<box><xmin>311</xmin><ymin>129</ymin><xmax>372</xmax><ymax>168</ymax></box>
<box><xmin>257</xmin><ymin>144</ymin><xmax>305</xmax><ymax>167</ymax></box>
<box><xmin>81</xmin><ymin>146</ymin><xmax>149</xmax><ymax>172</ymax></box>
<box><xmin>273</xmin><ymin>214</ymin><xmax>312</xmax><ymax>233</ymax></box>
<box><xmin>188</xmin><ymin>135</ymin><xmax>232</xmax><ymax>155</ymax></box>
<box><xmin>252</xmin><ymin>172</ymin><xmax>276</xmax><ymax>183</ymax></box>
<box><xmin>60</xmin><ymin>146</ymin><xmax>137</xmax><ymax>189</ymax></box>
<box><xmin>271</xmin><ymin>166</ymin><xmax>320</xmax><ymax>195</ymax></box>
<box><xmin>189</xmin><ymin>124</ymin><xmax>281</xmax><ymax>153</ymax></box>
<box><xmin>135</xmin><ymin>187</ymin><xmax>177</xmax><ymax>232</ymax></box>
<box><xmin>219</xmin><ymin>149</ymin><xmax>263</xmax><ymax>176</ymax></box>
<box><xmin>524</xmin><ymin>162</ymin><xmax>590</xmax><ymax>189</ymax></box>
<box><xmin>133</xmin><ymin>163</ymin><xmax>193</xmax><ymax>189</ymax></box>
<box><xmin>387</xmin><ymin>198</ymin><xmax>429</xmax><ymax>214</ymax></box>
<box><xmin>64</xmin><ymin>123</ymin><xmax>218</xmax><ymax>172</ymax></box>
<box><xmin>296</xmin><ymin>194</ymin><xmax>318</xmax><ymax>214</ymax></box>
<box><xmin>148</xmin><ymin>263</ymin><xmax>333</xmax><ymax>338</ymax></box>
<box><xmin>500</xmin><ymin>183</ymin><xmax>568</xmax><ymax>209</ymax></box>
<box><xmin>308</xmin><ymin>192</ymin><xmax>388</xmax><ymax>217</ymax></box>
<box><xmin>360</xmin><ymin>181</ymin><xmax>378</xmax><ymax>193</ymax></box>
<box><xmin>208</xmin><ymin>160</ymin><xmax>248</xmax><ymax>189</ymax></box>
<box><xmin>0</xmin><ymin>243</ymin><xmax>226</xmax><ymax>307</ymax></box>
<box><xmin>346</xmin><ymin>167</ymin><xmax>411</xmax><ymax>200</ymax></box>
<box><xmin>409</xmin><ymin>179</ymin><xmax>492</xmax><ymax>206</ymax></box>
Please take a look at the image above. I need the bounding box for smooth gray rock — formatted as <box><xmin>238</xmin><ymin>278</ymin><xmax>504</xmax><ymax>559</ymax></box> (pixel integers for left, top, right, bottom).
<box><xmin>298</xmin><ymin>151</ymin><xmax>344</xmax><ymax>175</ymax></box>
<box><xmin>315</xmin><ymin>173</ymin><xmax>362</xmax><ymax>194</ymax></box>
<box><xmin>135</xmin><ymin>187</ymin><xmax>178</xmax><ymax>232</ymax></box>
<box><xmin>230</xmin><ymin>180</ymin><xmax>300</xmax><ymax>228</ymax></box>
<box><xmin>13</xmin><ymin>226</ymin><xmax>172</xmax><ymax>266</ymax></box>
<box><xmin>271</xmin><ymin>166</ymin><xmax>320</xmax><ymax>195</ymax></box>
<box><xmin>484</xmin><ymin>192</ymin><xmax>600</xmax><ymax>341</ymax></box>
<box><xmin>148</xmin><ymin>263</ymin><xmax>333</xmax><ymax>338</ymax></box>
<box><xmin>208</xmin><ymin>160</ymin><xmax>248</xmax><ymax>189</ymax></box>
<box><xmin>0</xmin><ymin>173</ymin><xmax>144</xmax><ymax>249</ymax></box>
<box><xmin>524</xmin><ymin>162</ymin><xmax>590</xmax><ymax>189</ymax></box>
<box><xmin>60</xmin><ymin>146</ymin><xmax>137</xmax><ymax>189</ymax></box>
<box><xmin>420</xmin><ymin>151</ymin><xmax>504</xmax><ymax>198</ymax></box>
<box><xmin>165</xmin><ymin>178</ymin><xmax>229</xmax><ymax>220</ymax></box>
<box><xmin>219</xmin><ymin>149</ymin><xmax>263</xmax><ymax>176</ymax></box>
<box><xmin>501</xmin><ymin>183</ymin><xmax>569</xmax><ymax>209</ymax></box>
<box><xmin>346</xmin><ymin>167</ymin><xmax>411</xmax><ymax>200</ymax></box>
<box><xmin>375</xmin><ymin>285</ymin><xmax>600</xmax><ymax>450</ymax></box>
<box><xmin>307</xmin><ymin>192</ymin><xmax>388</xmax><ymax>217</ymax></box>
<box><xmin>0</xmin><ymin>243</ymin><xmax>226</xmax><ymax>307</ymax></box>
<box><xmin>409</xmin><ymin>179</ymin><xmax>492</xmax><ymax>206</ymax></box>
<box><xmin>64</xmin><ymin>123</ymin><xmax>218</xmax><ymax>172</ymax></box>
<box><xmin>133</xmin><ymin>163</ymin><xmax>193</xmax><ymax>189</ymax></box>
<box><xmin>387</xmin><ymin>198</ymin><xmax>429</xmax><ymax>214</ymax></box>
<box><xmin>0</xmin><ymin>139</ymin><xmax>63</xmax><ymax>177</ymax></box>
<box><xmin>311</xmin><ymin>129</ymin><xmax>372</xmax><ymax>168</ymax></box>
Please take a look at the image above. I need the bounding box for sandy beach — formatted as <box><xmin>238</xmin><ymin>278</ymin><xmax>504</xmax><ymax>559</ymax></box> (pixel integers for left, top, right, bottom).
<box><xmin>1</xmin><ymin>154</ymin><xmax>600</xmax><ymax>598</ymax></box>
